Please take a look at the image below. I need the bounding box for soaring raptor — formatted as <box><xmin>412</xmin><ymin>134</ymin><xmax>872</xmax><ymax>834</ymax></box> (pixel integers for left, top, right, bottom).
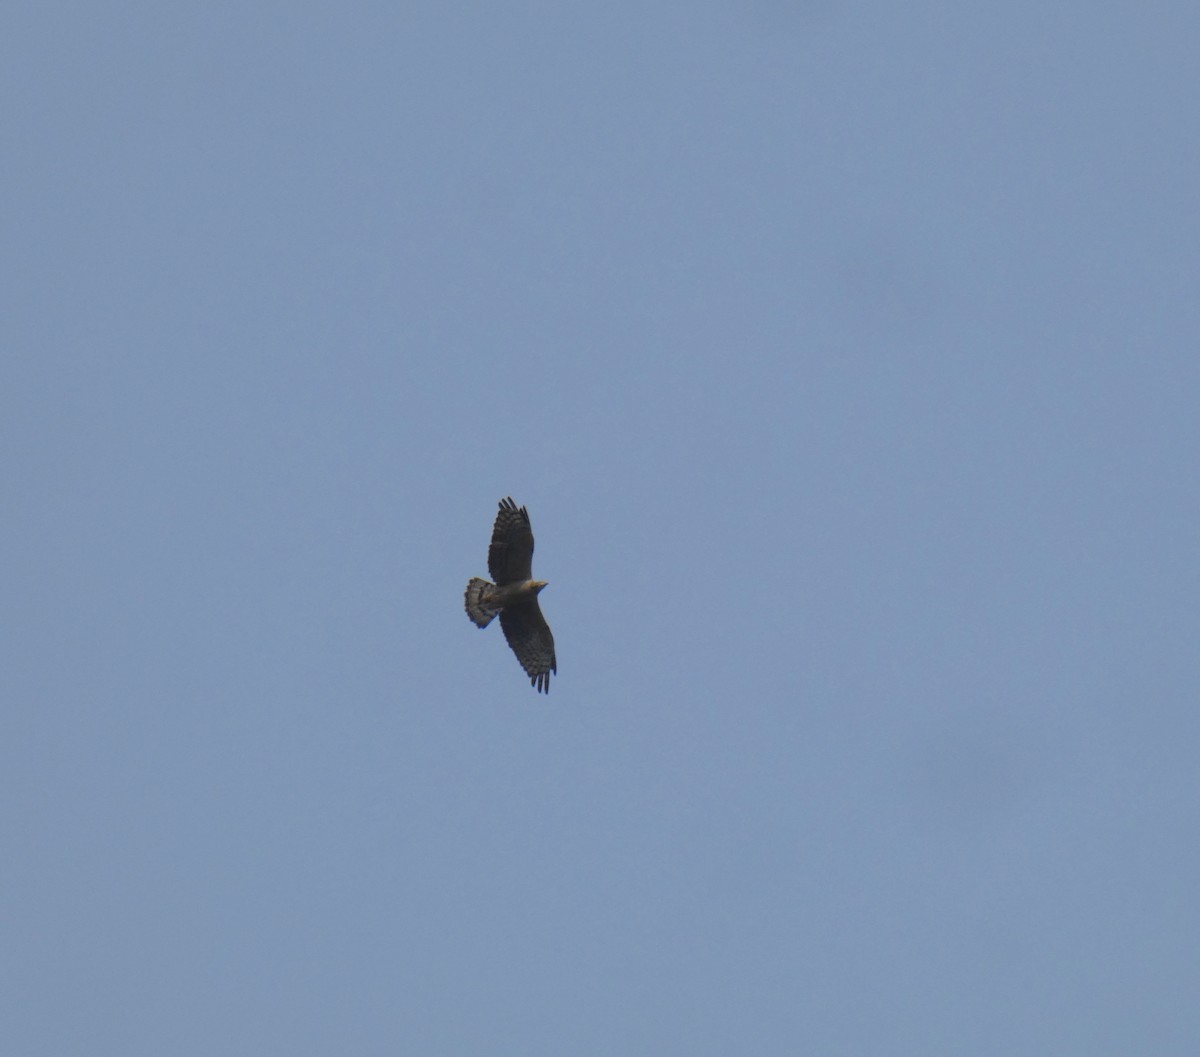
<box><xmin>464</xmin><ymin>497</ymin><xmax>557</xmax><ymax>693</ymax></box>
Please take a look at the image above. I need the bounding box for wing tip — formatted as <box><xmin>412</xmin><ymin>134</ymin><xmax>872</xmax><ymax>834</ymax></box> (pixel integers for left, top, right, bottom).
<box><xmin>498</xmin><ymin>496</ymin><xmax>530</xmax><ymax>522</ymax></box>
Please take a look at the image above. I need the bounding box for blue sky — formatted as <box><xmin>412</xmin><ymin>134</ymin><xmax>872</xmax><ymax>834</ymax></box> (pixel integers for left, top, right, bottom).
<box><xmin>4</xmin><ymin>3</ymin><xmax>1199</xmax><ymax>1054</ymax></box>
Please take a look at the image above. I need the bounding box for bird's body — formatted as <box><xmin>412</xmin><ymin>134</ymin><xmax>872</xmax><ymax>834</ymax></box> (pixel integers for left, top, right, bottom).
<box><xmin>464</xmin><ymin>498</ymin><xmax>557</xmax><ymax>693</ymax></box>
<box><xmin>464</xmin><ymin>577</ymin><xmax>547</xmax><ymax>626</ymax></box>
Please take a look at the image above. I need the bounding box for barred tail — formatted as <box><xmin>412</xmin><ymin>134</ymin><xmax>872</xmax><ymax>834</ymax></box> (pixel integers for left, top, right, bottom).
<box><xmin>465</xmin><ymin>577</ymin><xmax>501</xmax><ymax>628</ymax></box>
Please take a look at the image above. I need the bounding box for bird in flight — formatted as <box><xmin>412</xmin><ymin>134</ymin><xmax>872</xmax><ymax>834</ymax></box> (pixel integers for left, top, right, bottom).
<box><xmin>464</xmin><ymin>497</ymin><xmax>557</xmax><ymax>693</ymax></box>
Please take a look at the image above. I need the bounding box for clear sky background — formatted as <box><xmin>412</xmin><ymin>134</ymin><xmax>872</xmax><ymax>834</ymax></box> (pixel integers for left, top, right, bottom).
<box><xmin>4</xmin><ymin>3</ymin><xmax>1199</xmax><ymax>1054</ymax></box>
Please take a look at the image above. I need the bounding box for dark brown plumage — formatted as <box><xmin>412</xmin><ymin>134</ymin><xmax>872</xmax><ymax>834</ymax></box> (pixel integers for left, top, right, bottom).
<box><xmin>464</xmin><ymin>498</ymin><xmax>557</xmax><ymax>693</ymax></box>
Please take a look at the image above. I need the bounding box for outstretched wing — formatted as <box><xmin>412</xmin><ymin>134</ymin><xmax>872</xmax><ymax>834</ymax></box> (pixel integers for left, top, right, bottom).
<box><xmin>488</xmin><ymin>497</ymin><xmax>535</xmax><ymax>585</ymax></box>
<box><xmin>499</xmin><ymin>601</ymin><xmax>556</xmax><ymax>693</ymax></box>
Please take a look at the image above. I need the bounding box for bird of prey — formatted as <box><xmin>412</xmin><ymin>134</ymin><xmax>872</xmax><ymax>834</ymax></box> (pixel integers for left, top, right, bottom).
<box><xmin>464</xmin><ymin>497</ymin><xmax>557</xmax><ymax>693</ymax></box>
